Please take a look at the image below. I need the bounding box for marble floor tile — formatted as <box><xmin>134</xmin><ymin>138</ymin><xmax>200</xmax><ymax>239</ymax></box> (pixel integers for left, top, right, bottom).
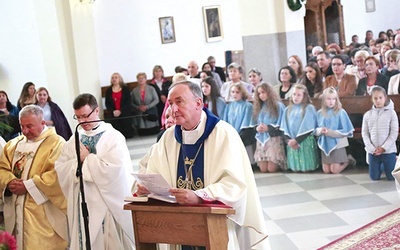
<box><xmin>127</xmin><ymin>135</ymin><xmax>400</xmax><ymax>250</ymax></box>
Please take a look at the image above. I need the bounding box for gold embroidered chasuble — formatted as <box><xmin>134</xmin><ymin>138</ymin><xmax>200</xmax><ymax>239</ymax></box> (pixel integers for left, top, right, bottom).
<box><xmin>0</xmin><ymin>127</ymin><xmax>68</xmax><ymax>249</ymax></box>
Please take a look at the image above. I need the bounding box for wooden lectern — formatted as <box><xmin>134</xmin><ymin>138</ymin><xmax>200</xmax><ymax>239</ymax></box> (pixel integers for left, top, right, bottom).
<box><xmin>124</xmin><ymin>199</ymin><xmax>235</xmax><ymax>250</ymax></box>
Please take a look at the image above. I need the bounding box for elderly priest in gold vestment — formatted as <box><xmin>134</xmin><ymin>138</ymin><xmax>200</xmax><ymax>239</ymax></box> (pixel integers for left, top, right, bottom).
<box><xmin>0</xmin><ymin>105</ymin><xmax>68</xmax><ymax>249</ymax></box>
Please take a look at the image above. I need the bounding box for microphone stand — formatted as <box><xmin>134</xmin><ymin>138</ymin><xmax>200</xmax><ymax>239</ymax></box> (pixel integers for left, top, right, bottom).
<box><xmin>75</xmin><ymin>119</ymin><xmax>102</xmax><ymax>250</ymax></box>
<box><xmin>74</xmin><ymin>112</ymin><xmax>158</xmax><ymax>250</ymax></box>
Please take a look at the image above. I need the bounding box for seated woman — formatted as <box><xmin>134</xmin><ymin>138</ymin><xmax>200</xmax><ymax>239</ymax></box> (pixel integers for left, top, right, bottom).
<box><xmin>35</xmin><ymin>87</ymin><xmax>72</xmax><ymax>140</ymax></box>
<box><xmin>288</xmin><ymin>55</ymin><xmax>304</xmax><ymax>82</ymax></box>
<box><xmin>345</xmin><ymin>50</ymin><xmax>370</xmax><ymax>85</ymax></box>
<box><xmin>273</xmin><ymin>66</ymin><xmax>297</xmax><ymax>99</ymax></box>
<box><xmin>388</xmin><ymin>54</ymin><xmax>400</xmax><ymax>94</ymax></box>
<box><xmin>105</xmin><ymin>72</ymin><xmax>134</xmax><ymax>138</ymax></box>
<box><xmin>202</xmin><ymin>62</ymin><xmax>223</xmax><ymax>88</ymax></box>
<box><xmin>300</xmin><ymin>62</ymin><xmax>323</xmax><ymax>98</ymax></box>
<box><xmin>356</xmin><ymin>56</ymin><xmax>389</xmax><ymax>95</ymax></box>
<box><xmin>324</xmin><ymin>55</ymin><xmax>357</xmax><ymax>97</ymax></box>
<box><xmin>382</xmin><ymin>50</ymin><xmax>400</xmax><ymax>79</ymax></box>
<box><xmin>131</xmin><ymin>72</ymin><xmax>159</xmax><ymax>135</ymax></box>
<box><xmin>150</xmin><ymin>65</ymin><xmax>171</xmax><ymax>125</ymax></box>
<box><xmin>248</xmin><ymin>68</ymin><xmax>263</xmax><ymax>91</ymax></box>
<box><xmin>17</xmin><ymin>82</ymin><xmax>36</xmax><ymax>110</ymax></box>
<box><xmin>0</xmin><ymin>90</ymin><xmax>20</xmax><ymax>141</ymax></box>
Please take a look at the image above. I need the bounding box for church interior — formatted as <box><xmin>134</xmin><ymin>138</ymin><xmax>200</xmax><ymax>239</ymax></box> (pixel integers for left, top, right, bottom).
<box><xmin>1</xmin><ymin>0</ymin><xmax>400</xmax><ymax>249</ymax></box>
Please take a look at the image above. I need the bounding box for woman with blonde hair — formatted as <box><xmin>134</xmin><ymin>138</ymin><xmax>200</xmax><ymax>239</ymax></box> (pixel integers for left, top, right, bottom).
<box><xmin>105</xmin><ymin>72</ymin><xmax>134</xmax><ymax>138</ymax></box>
<box><xmin>288</xmin><ymin>55</ymin><xmax>304</xmax><ymax>82</ymax></box>
<box><xmin>35</xmin><ymin>87</ymin><xmax>72</xmax><ymax>140</ymax></box>
<box><xmin>131</xmin><ymin>72</ymin><xmax>159</xmax><ymax>135</ymax></box>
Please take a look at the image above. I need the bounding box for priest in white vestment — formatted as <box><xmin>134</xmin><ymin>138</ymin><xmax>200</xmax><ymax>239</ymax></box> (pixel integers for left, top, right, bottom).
<box><xmin>136</xmin><ymin>82</ymin><xmax>269</xmax><ymax>250</ymax></box>
<box><xmin>55</xmin><ymin>93</ymin><xmax>134</xmax><ymax>250</ymax></box>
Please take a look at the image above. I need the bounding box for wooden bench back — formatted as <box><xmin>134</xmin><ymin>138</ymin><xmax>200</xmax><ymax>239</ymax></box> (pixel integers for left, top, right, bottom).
<box><xmin>100</xmin><ymin>76</ymin><xmax>173</xmax><ymax>98</ymax></box>
<box><xmin>282</xmin><ymin>95</ymin><xmax>400</xmax><ymax>139</ymax></box>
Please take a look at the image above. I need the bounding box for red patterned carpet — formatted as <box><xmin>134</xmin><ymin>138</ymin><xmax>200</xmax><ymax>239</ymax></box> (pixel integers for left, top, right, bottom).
<box><xmin>318</xmin><ymin>208</ymin><xmax>400</xmax><ymax>250</ymax></box>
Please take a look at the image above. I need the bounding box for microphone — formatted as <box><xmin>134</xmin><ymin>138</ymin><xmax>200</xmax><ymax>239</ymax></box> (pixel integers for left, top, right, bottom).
<box><xmin>109</xmin><ymin>113</ymin><xmax>158</xmax><ymax>122</ymax></box>
<box><xmin>73</xmin><ymin>112</ymin><xmax>157</xmax><ymax>250</ymax></box>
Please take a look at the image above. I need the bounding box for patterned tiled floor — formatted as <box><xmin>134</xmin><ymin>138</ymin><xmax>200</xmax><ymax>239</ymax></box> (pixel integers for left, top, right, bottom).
<box><xmin>127</xmin><ymin>135</ymin><xmax>400</xmax><ymax>250</ymax></box>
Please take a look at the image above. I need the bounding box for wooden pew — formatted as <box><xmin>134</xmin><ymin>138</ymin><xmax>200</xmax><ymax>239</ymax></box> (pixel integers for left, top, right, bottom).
<box><xmin>101</xmin><ymin>76</ymin><xmax>173</xmax><ymax>117</ymax></box>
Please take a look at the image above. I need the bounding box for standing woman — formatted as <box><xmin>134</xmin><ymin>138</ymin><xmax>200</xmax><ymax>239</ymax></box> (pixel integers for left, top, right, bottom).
<box><xmin>35</xmin><ymin>87</ymin><xmax>72</xmax><ymax>140</ymax></box>
<box><xmin>356</xmin><ymin>56</ymin><xmax>389</xmax><ymax>95</ymax></box>
<box><xmin>17</xmin><ymin>82</ymin><xmax>36</xmax><ymax>110</ymax></box>
<box><xmin>288</xmin><ymin>55</ymin><xmax>304</xmax><ymax>82</ymax></box>
<box><xmin>150</xmin><ymin>65</ymin><xmax>171</xmax><ymax>125</ymax></box>
<box><xmin>274</xmin><ymin>66</ymin><xmax>297</xmax><ymax>99</ymax></box>
<box><xmin>201</xmin><ymin>77</ymin><xmax>225</xmax><ymax>118</ymax></box>
<box><xmin>105</xmin><ymin>72</ymin><xmax>134</xmax><ymax>138</ymax></box>
<box><xmin>300</xmin><ymin>62</ymin><xmax>323</xmax><ymax>98</ymax></box>
<box><xmin>131</xmin><ymin>72</ymin><xmax>159</xmax><ymax>135</ymax></box>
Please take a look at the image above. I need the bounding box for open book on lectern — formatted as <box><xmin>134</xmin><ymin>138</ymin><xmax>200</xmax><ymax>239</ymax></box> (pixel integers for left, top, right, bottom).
<box><xmin>127</xmin><ymin>173</ymin><xmax>177</xmax><ymax>203</ymax></box>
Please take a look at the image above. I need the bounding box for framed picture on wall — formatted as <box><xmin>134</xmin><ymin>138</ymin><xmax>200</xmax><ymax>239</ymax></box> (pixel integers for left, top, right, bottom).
<box><xmin>365</xmin><ymin>0</ymin><xmax>375</xmax><ymax>12</ymax></box>
<box><xmin>159</xmin><ymin>16</ymin><xmax>176</xmax><ymax>44</ymax></box>
<box><xmin>203</xmin><ymin>5</ymin><xmax>223</xmax><ymax>42</ymax></box>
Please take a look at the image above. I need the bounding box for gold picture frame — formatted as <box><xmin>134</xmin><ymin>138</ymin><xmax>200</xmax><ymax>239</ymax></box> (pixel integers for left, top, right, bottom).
<box><xmin>159</xmin><ymin>16</ymin><xmax>176</xmax><ymax>44</ymax></box>
<box><xmin>203</xmin><ymin>5</ymin><xmax>223</xmax><ymax>42</ymax></box>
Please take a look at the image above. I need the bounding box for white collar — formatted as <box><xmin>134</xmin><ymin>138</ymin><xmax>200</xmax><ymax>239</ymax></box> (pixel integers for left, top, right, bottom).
<box><xmin>182</xmin><ymin>111</ymin><xmax>206</xmax><ymax>145</ymax></box>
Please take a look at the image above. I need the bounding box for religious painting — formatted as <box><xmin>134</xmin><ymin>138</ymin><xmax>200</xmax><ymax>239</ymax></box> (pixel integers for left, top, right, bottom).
<box><xmin>203</xmin><ymin>5</ymin><xmax>223</xmax><ymax>42</ymax></box>
<box><xmin>159</xmin><ymin>16</ymin><xmax>176</xmax><ymax>44</ymax></box>
<box><xmin>365</xmin><ymin>0</ymin><xmax>375</xmax><ymax>12</ymax></box>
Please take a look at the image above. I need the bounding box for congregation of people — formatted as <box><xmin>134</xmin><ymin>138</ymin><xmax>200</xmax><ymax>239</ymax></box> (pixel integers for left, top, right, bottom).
<box><xmin>2</xmin><ymin>28</ymin><xmax>400</xmax><ymax>249</ymax></box>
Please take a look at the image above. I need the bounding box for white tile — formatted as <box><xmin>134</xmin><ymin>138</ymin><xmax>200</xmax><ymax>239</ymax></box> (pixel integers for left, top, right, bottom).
<box><xmin>307</xmin><ymin>184</ymin><xmax>373</xmax><ymax>200</ymax></box>
<box><xmin>345</xmin><ymin>173</ymin><xmax>372</xmax><ymax>184</ymax></box>
<box><xmin>264</xmin><ymin>201</ymin><xmax>331</xmax><ymax>220</ymax></box>
<box><xmin>257</xmin><ymin>186</ymin><xmax>278</xmax><ymax>197</ymax></box>
<box><xmin>377</xmin><ymin>191</ymin><xmax>400</xmax><ymax>205</ymax></box>
<box><xmin>264</xmin><ymin>220</ymin><xmax>285</xmax><ymax>235</ymax></box>
<box><xmin>318</xmin><ymin>224</ymin><xmax>356</xmax><ymax>238</ymax></box>
<box><xmin>287</xmin><ymin>229</ymin><xmax>330</xmax><ymax>250</ymax></box>
<box><xmin>129</xmin><ymin>147</ymin><xmax>149</xmax><ymax>156</ymax></box>
<box><xmin>285</xmin><ymin>173</ymin><xmax>335</xmax><ymax>182</ymax></box>
<box><xmin>266</xmin><ymin>182</ymin><xmax>305</xmax><ymax>195</ymax></box>
<box><xmin>254</xmin><ymin>172</ymin><xmax>282</xmax><ymax>179</ymax></box>
<box><xmin>335</xmin><ymin>205</ymin><xmax>398</xmax><ymax>226</ymax></box>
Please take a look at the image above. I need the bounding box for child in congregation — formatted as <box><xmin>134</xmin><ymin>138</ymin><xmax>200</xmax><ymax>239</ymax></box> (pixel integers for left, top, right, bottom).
<box><xmin>280</xmin><ymin>84</ymin><xmax>320</xmax><ymax>172</ymax></box>
<box><xmin>222</xmin><ymin>83</ymin><xmax>253</xmax><ymax>132</ymax></box>
<box><xmin>315</xmin><ymin>87</ymin><xmax>354</xmax><ymax>174</ymax></box>
<box><xmin>220</xmin><ymin>62</ymin><xmax>254</xmax><ymax>102</ymax></box>
<box><xmin>252</xmin><ymin>82</ymin><xmax>287</xmax><ymax>173</ymax></box>
<box><xmin>201</xmin><ymin>76</ymin><xmax>226</xmax><ymax>118</ymax></box>
<box><xmin>362</xmin><ymin>86</ymin><xmax>398</xmax><ymax>181</ymax></box>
